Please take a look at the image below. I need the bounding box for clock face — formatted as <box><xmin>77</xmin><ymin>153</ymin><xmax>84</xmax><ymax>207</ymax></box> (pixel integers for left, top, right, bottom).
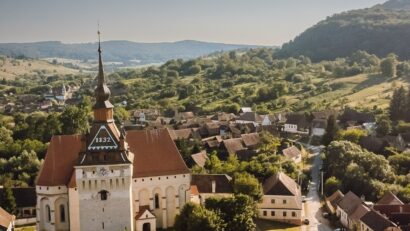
<box><xmin>99</xmin><ymin>167</ymin><xmax>108</xmax><ymax>176</ymax></box>
<box><xmin>88</xmin><ymin>125</ymin><xmax>118</xmax><ymax>151</ymax></box>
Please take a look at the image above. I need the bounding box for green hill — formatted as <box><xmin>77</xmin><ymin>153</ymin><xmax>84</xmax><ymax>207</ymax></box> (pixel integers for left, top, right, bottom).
<box><xmin>105</xmin><ymin>48</ymin><xmax>409</xmax><ymax>114</ymax></box>
<box><xmin>277</xmin><ymin>0</ymin><xmax>410</xmax><ymax>61</ymax></box>
<box><xmin>0</xmin><ymin>40</ymin><xmax>263</xmax><ymax>66</ymax></box>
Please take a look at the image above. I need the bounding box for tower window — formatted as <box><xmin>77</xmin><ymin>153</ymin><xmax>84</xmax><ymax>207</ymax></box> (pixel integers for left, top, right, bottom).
<box><xmin>60</xmin><ymin>204</ymin><xmax>66</xmax><ymax>223</ymax></box>
<box><xmin>46</xmin><ymin>205</ymin><xmax>51</xmax><ymax>222</ymax></box>
<box><xmin>154</xmin><ymin>194</ymin><xmax>160</xmax><ymax>209</ymax></box>
<box><xmin>99</xmin><ymin>190</ymin><xmax>109</xmax><ymax>200</ymax></box>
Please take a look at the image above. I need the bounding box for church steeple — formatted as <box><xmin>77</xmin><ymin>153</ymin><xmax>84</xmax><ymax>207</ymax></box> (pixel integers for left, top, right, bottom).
<box><xmin>93</xmin><ymin>30</ymin><xmax>114</xmax><ymax>122</ymax></box>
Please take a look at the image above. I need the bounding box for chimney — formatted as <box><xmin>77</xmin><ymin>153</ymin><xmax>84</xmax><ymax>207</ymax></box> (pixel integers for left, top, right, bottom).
<box><xmin>211</xmin><ymin>180</ymin><xmax>216</xmax><ymax>193</ymax></box>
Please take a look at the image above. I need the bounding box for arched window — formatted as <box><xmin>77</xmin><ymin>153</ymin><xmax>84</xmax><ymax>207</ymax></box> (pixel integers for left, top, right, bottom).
<box><xmin>60</xmin><ymin>204</ymin><xmax>66</xmax><ymax>222</ymax></box>
<box><xmin>154</xmin><ymin>193</ymin><xmax>160</xmax><ymax>209</ymax></box>
<box><xmin>46</xmin><ymin>205</ymin><xmax>51</xmax><ymax>222</ymax></box>
<box><xmin>99</xmin><ymin>190</ymin><xmax>109</xmax><ymax>200</ymax></box>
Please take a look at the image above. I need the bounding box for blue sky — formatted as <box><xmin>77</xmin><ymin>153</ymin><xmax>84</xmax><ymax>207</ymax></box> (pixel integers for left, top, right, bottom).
<box><xmin>0</xmin><ymin>0</ymin><xmax>386</xmax><ymax>45</ymax></box>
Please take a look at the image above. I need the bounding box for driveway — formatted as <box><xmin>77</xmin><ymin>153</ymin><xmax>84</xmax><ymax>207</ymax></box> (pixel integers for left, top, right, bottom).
<box><xmin>302</xmin><ymin>146</ymin><xmax>333</xmax><ymax>231</ymax></box>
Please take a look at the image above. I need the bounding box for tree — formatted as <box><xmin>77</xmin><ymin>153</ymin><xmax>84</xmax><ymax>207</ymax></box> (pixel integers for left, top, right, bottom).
<box><xmin>174</xmin><ymin>202</ymin><xmax>225</xmax><ymax>231</ymax></box>
<box><xmin>389</xmin><ymin>86</ymin><xmax>407</xmax><ymax>121</ymax></box>
<box><xmin>44</xmin><ymin>112</ymin><xmax>62</xmax><ymax>141</ymax></box>
<box><xmin>324</xmin><ymin>141</ymin><xmax>396</xmax><ymax>200</ymax></box>
<box><xmin>388</xmin><ymin>152</ymin><xmax>410</xmax><ymax>175</ymax></box>
<box><xmin>233</xmin><ymin>172</ymin><xmax>262</xmax><ymax>200</ymax></box>
<box><xmin>324</xmin><ymin>176</ymin><xmax>341</xmax><ymax>196</ymax></box>
<box><xmin>60</xmin><ymin>106</ymin><xmax>90</xmax><ymax>135</ymax></box>
<box><xmin>338</xmin><ymin>129</ymin><xmax>367</xmax><ymax>144</ymax></box>
<box><xmin>0</xmin><ymin>127</ymin><xmax>13</xmax><ymax>144</ymax></box>
<box><xmin>258</xmin><ymin>131</ymin><xmax>280</xmax><ymax>154</ymax></box>
<box><xmin>0</xmin><ymin>179</ymin><xmax>16</xmax><ymax>214</ymax></box>
<box><xmin>380</xmin><ymin>54</ymin><xmax>397</xmax><ymax>77</ymax></box>
<box><xmin>205</xmin><ymin>194</ymin><xmax>257</xmax><ymax>231</ymax></box>
<box><xmin>322</xmin><ymin>115</ymin><xmax>339</xmax><ymax>146</ymax></box>
<box><xmin>114</xmin><ymin>107</ymin><xmax>129</xmax><ymax>125</ymax></box>
<box><xmin>376</xmin><ymin>116</ymin><xmax>392</xmax><ymax>137</ymax></box>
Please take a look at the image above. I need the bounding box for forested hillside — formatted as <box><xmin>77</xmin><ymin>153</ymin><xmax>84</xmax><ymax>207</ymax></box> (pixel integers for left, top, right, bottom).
<box><xmin>278</xmin><ymin>0</ymin><xmax>410</xmax><ymax>61</ymax></box>
<box><xmin>99</xmin><ymin>48</ymin><xmax>410</xmax><ymax>115</ymax></box>
<box><xmin>0</xmin><ymin>40</ymin><xmax>261</xmax><ymax>65</ymax></box>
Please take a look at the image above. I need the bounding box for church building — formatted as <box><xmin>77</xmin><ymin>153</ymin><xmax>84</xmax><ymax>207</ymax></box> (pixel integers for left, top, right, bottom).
<box><xmin>35</xmin><ymin>33</ymin><xmax>191</xmax><ymax>231</ymax></box>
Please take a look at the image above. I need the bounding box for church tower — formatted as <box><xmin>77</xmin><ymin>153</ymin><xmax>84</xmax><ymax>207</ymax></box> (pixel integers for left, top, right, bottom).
<box><xmin>74</xmin><ymin>31</ymin><xmax>134</xmax><ymax>231</ymax></box>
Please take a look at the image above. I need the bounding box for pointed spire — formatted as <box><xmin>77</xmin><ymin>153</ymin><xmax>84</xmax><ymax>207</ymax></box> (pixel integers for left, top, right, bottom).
<box><xmin>94</xmin><ymin>29</ymin><xmax>113</xmax><ymax>109</ymax></box>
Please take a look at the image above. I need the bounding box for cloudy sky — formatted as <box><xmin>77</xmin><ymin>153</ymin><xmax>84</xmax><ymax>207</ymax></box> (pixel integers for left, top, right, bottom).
<box><xmin>0</xmin><ymin>0</ymin><xmax>386</xmax><ymax>45</ymax></box>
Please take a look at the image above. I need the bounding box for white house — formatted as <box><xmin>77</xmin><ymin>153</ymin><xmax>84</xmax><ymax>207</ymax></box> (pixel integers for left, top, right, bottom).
<box><xmin>336</xmin><ymin>191</ymin><xmax>364</xmax><ymax>229</ymax></box>
<box><xmin>284</xmin><ymin>114</ymin><xmax>309</xmax><ymax>134</ymax></box>
<box><xmin>311</xmin><ymin>119</ymin><xmax>327</xmax><ymax>137</ymax></box>
<box><xmin>258</xmin><ymin>172</ymin><xmax>302</xmax><ymax>225</ymax></box>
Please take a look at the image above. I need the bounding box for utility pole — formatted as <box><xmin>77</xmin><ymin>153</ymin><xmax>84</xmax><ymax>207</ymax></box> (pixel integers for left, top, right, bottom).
<box><xmin>321</xmin><ymin>170</ymin><xmax>324</xmax><ymax>196</ymax></box>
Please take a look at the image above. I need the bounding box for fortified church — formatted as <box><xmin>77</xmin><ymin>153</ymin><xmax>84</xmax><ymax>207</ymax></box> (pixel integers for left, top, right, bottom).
<box><xmin>35</xmin><ymin>32</ymin><xmax>191</xmax><ymax>231</ymax></box>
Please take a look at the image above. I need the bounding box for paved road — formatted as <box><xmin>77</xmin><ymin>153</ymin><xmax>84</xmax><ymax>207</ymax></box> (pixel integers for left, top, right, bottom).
<box><xmin>302</xmin><ymin>146</ymin><xmax>333</xmax><ymax>231</ymax></box>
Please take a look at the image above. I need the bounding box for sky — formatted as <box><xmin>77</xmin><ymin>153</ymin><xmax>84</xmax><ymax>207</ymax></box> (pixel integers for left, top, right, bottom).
<box><xmin>0</xmin><ymin>0</ymin><xmax>387</xmax><ymax>46</ymax></box>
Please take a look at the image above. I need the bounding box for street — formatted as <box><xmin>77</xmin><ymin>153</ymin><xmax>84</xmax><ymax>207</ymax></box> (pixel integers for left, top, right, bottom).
<box><xmin>302</xmin><ymin>146</ymin><xmax>333</xmax><ymax>231</ymax></box>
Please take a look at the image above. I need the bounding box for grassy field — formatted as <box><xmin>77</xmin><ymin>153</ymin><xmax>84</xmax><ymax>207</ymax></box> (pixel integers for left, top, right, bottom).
<box><xmin>0</xmin><ymin>57</ymin><xmax>79</xmax><ymax>80</ymax></box>
<box><xmin>291</xmin><ymin>74</ymin><xmax>408</xmax><ymax>110</ymax></box>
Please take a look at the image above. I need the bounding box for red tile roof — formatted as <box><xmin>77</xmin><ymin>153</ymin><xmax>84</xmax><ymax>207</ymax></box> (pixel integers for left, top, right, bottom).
<box><xmin>36</xmin><ymin>135</ymin><xmax>83</xmax><ymax>186</ymax></box>
<box><xmin>126</xmin><ymin>128</ymin><xmax>190</xmax><ymax>178</ymax></box>
<box><xmin>37</xmin><ymin>128</ymin><xmax>189</xmax><ymax>186</ymax></box>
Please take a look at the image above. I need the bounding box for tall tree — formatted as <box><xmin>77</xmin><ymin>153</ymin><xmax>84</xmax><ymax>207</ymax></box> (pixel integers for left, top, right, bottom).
<box><xmin>376</xmin><ymin>115</ymin><xmax>392</xmax><ymax>137</ymax></box>
<box><xmin>174</xmin><ymin>202</ymin><xmax>225</xmax><ymax>231</ymax></box>
<box><xmin>205</xmin><ymin>194</ymin><xmax>257</xmax><ymax>231</ymax></box>
<box><xmin>233</xmin><ymin>172</ymin><xmax>262</xmax><ymax>200</ymax></box>
<box><xmin>322</xmin><ymin>115</ymin><xmax>339</xmax><ymax>146</ymax></box>
<box><xmin>380</xmin><ymin>53</ymin><xmax>397</xmax><ymax>77</ymax></box>
<box><xmin>60</xmin><ymin>106</ymin><xmax>90</xmax><ymax>135</ymax></box>
<box><xmin>0</xmin><ymin>179</ymin><xmax>16</xmax><ymax>214</ymax></box>
<box><xmin>389</xmin><ymin>86</ymin><xmax>407</xmax><ymax>121</ymax></box>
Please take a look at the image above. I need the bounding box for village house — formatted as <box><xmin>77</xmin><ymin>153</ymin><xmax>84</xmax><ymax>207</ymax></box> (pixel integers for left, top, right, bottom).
<box><xmin>133</xmin><ymin>109</ymin><xmax>161</xmax><ymax>124</ymax></box>
<box><xmin>209</xmin><ymin>112</ymin><xmax>236</xmax><ymax>122</ymax></box>
<box><xmin>339</xmin><ymin>108</ymin><xmax>376</xmax><ymax>131</ymax></box>
<box><xmin>236</xmin><ymin>112</ymin><xmax>264</xmax><ymax>126</ymax></box>
<box><xmin>282</xmin><ymin>146</ymin><xmax>302</xmax><ymax>164</ymax></box>
<box><xmin>258</xmin><ymin>172</ymin><xmax>303</xmax><ymax>225</ymax></box>
<box><xmin>190</xmin><ymin>174</ymin><xmax>233</xmax><ymax>204</ymax></box>
<box><xmin>326</xmin><ymin>190</ymin><xmax>344</xmax><ymax>214</ymax></box>
<box><xmin>359</xmin><ymin>134</ymin><xmax>406</xmax><ymax>154</ymax></box>
<box><xmin>0</xmin><ymin>187</ymin><xmax>37</xmax><ymax>226</ymax></box>
<box><xmin>311</xmin><ymin>119</ymin><xmax>327</xmax><ymax>137</ymax></box>
<box><xmin>35</xmin><ymin>42</ymin><xmax>191</xmax><ymax>231</ymax></box>
<box><xmin>0</xmin><ymin>207</ymin><xmax>15</xmax><ymax>231</ymax></box>
<box><xmin>239</xmin><ymin>107</ymin><xmax>252</xmax><ymax>113</ymax></box>
<box><xmin>283</xmin><ymin>113</ymin><xmax>309</xmax><ymax>134</ymax></box>
<box><xmin>190</xmin><ymin>151</ymin><xmax>208</xmax><ymax>168</ymax></box>
<box><xmin>174</xmin><ymin>110</ymin><xmax>195</xmax><ymax>121</ymax></box>
<box><xmin>336</xmin><ymin>191</ymin><xmax>365</xmax><ymax>229</ymax></box>
<box><xmin>360</xmin><ymin>210</ymin><xmax>398</xmax><ymax>231</ymax></box>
